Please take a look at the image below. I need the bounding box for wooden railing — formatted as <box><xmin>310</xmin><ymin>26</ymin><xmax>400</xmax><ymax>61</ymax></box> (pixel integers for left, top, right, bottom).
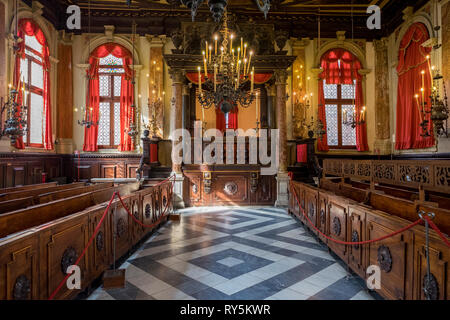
<box><xmin>323</xmin><ymin>159</ymin><xmax>450</xmax><ymax>193</ymax></box>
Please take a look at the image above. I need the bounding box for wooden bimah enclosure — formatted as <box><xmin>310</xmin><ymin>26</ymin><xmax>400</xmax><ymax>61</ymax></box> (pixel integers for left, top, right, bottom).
<box><xmin>289</xmin><ymin>159</ymin><xmax>450</xmax><ymax>300</ymax></box>
<box><xmin>0</xmin><ymin>177</ymin><xmax>174</xmax><ymax>300</ymax></box>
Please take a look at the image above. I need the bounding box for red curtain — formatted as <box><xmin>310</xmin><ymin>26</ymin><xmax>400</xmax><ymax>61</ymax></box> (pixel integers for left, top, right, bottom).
<box><xmin>318</xmin><ymin>49</ymin><xmax>368</xmax><ymax>151</ymax></box>
<box><xmin>228</xmin><ymin>106</ymin><xmax>238</xmax><ymax>130</ymax></box>
<box><xmin>317</xmin><ymin>78</ymin><xmax>329</xmax><ymax>151</ymax></box>
<box><xmin>396</xmin><ymin>23</ymin><xmax>434</xmax><ymax>150</ymax></box>
<box><xmin>216</xmin><ymin>108</ymin><xmax>226</xmax><ymax>132</ymax></box>
<box><xmin>14</xmin><ymin>19</ymin><xmax>53</xmax><ymax>150</ymax></box>
<box><xmin>82</xmin><ymin>43</ymin><xmax>135</xmax><ymax>152</ymax></box>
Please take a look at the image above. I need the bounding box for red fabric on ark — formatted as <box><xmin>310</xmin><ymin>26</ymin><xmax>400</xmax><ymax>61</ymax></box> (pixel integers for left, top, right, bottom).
<box><xmin>395</xmin><ymin>23</ymin><xmax>434</xmax><ymax>150</ymax></box>
<box><xmin>318</xmin><ymin>48</ymin><xmax>368</xmax><ymax>152</ymax></box>
<box><xmin>297</xmin><ymin>144</ymin><xmax>307</xmax><ymax>163</ymax></box>
<box><xmin>228</xmin><ymin>105</ymin><xmax>238</xmax><ymax>130</ymax></box>
<box><xmin>15</xmin><ymin>19</ymin><xmax>53</xmax><ymax>150</ymax></box>
<box><xmin>186</xmin><ymin>72</ymin><xmax>272</xmax><ymax>85</ymax></box>
<box><xmin>150</xmin><ymin>144</ymin><xmax>158</xmax><ymax>163</ymax></box>
<box><xmin>216</xmin><ymin>108</ymin><xmax>226</xmax><ymax>132</ymax></box>
<box><xmin>82</xmin><ymin>43</ymin><xmax>135</xmax><ymax>152</ymax></box>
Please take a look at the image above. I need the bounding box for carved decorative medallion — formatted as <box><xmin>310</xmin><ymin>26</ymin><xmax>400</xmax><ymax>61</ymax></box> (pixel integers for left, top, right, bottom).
<box><xmin>132</xmin><ymin>201</ymin><xmax>139</xmax><ymax>219</ymax></box>
<box><xmin>116</xmin><ymin>218</ymin><xmax>126</xmax><ymax>238</ymax></box>
<box><xmin>13</xmin><ymin>275</ymin><xmax>31</xmax><ymax>300</ymax></box>
<box><xmin>332</xmin><ymin>217</ymin><xmax>341</xmax><ymax>236</ymax></box>
<box><xmin>423</xmin><ymin>273</ymin><xmax>439</xmax><ymax>300</ymax></box>
<box><xmin>224</xmin><ymin>182</ymin><xmax>238</xmax><ymax>196</ymax></box>
<box><xmin>352</xmin><ymin>230</ymin><xmax>359</xmax><ymax>250</ymax></box>
<box><xmin>96</xmin><ymin>231</ymin><xmax>104</xmax><ymax>251</ymax></box>
<box><xmin>61</xmin><ymin>247</ymin><xmax>77</xmax><ymax>274</ymax></box>
<box><xmin>308</xmin><ymin>202</ymin><xmax>315</xmax><ymax>218</ymax></box>
<box><xmin>377</xmin><ymin>245</ymin><xmax>392</xmax><ymax>273</ymax></box>
<box><xmin>145</xmin><ymin>204</ymin><xmax>151</xmax><ymax>219</ymax></box>
<box><xmin>192</xmin><ymin>184</ymin><xmax>198</xmax><ymax>195</ymax></box>
<box><xmin>320</xmin><ymin>209</ymin><xmax>326</xmax><ymax>225</ymax></box>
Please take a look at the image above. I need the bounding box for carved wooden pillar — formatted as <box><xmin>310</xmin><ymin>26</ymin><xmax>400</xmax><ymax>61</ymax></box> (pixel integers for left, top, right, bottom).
<box><xmin>373</xmin><ymin>38</ymin><xmax>392</xmax><ymax>154</ymax></box>
<box><xmin>56</xmin><ymin>32</ymin><xmax>74</xmax><ymax>154</ymax></box>
<box><xmin>274</xmin><ymin>69</ymin><xmax>289</xmax><ymax>207</ymax></box>
<box><xmin>260</xmin><ymin>86</ymin><xmax>268</xmax><ymax>129</ymax></box>
<box><xmin>169</xmin><ymin>68</ymin><xmax>185</xmax><ymax>208</ymax></box>
<box><xmin>266</xmin><ymin>84</ymin><xmax>276</xmax><ymax>129</ymax></box>
<box><xmin>275</xmin><ymin>69</ymin><xmax>288</xmax><ymax>173</ymax></box>
<box><xmin>182</xmin><ymin>84</ymin><xmax>190</xmax><ymax>131</ymax></box>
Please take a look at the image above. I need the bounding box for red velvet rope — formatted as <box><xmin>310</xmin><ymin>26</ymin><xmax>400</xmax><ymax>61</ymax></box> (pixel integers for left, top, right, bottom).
<box><xmin>290</xmin><ymin>183</ymin><xmax>423</xmax><ymax>246</ymax></box>
<box><xmin>48</xmin><ymin>176</ymin><xmax>175</xmax><ymax>300</ymax></box>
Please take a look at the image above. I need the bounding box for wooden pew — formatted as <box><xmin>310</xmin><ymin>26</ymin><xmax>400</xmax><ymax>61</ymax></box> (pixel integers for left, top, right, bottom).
<box><xmin>0</xmin><ymin>182</ymin><xmax>58</xmax><ymax>193</ymax></box>
<box><xmin>0</xmin><ymin>179</ymin><xmax>171</xmax><ymax>300</ymax></box>
<box><xmin>0</xmin><ymin>197</ymin><xmax>34</xmax><ymax>214</ymax></box>
<box><xmin>289</xmin><ymin>179</ymin><xmax>450</xmax><ymax>300</ymax></box>
<box><xmin>0</xmin><ymin>182</ymin><xmax>85</xmax><ymax>202</ymax></box>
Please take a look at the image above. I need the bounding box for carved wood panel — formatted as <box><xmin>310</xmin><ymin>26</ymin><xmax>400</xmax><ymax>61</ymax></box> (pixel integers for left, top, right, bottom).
<box><xmin>108</xmin><ymin>198</ymin><xmax>132</xmax><ymax>260</ymax></box>
<box><xmin>413</xmin><ymin>230</ymin><xmax>449</xmax><ymax>300</ymax></box>
<box><xmin>366</xmin><ymin>213</ymin><xmax>414</xmax><ymax>300</ymax></box>
<box><xmin>42</xmin><ymin>219</ymin><xmax>89</xmax><ymax>300</ymax></box>
<box><xmin>89</xmin><ymin>208</ymin><xmax>110</xmax><ymax>278</ymax></box>
<box><xmin>304</xmin><ymin>186</ymin><xmax>318</xmax><ymax>231</ymax></box>
<box><xmin>318</xmin><ymin>191</ymin><xmax>329</xmax><ymax>244</ymax></box>
<box><xmin>327</xmin><ymin>196</ymin><xmax>348</xmax><ymax>262</ymax></box>
<box><xmin>348</xmin><ymin>205</ymin><xmax>366</xmax><ymax>278</ymax></box>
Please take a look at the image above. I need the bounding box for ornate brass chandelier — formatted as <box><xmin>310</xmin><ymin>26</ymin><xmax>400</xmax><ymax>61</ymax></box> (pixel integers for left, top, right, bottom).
<box><xmin>180</xmin><ymin>0</ymin><xmax>272</xmax><ymax>22</ymax></box>
<box><xmin>197</xmin><ymin>12</ymin><xmax>256</xmax><ymax>115</ymax></box>
<box><xmin>1</xmin><ymin>86</ymin><xmax>28</xmax><ymax>145</ymax></box>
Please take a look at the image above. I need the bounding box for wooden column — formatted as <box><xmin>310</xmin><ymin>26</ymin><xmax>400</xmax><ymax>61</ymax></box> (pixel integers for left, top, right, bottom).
<box><xmin>182</xmin><ymin>84</ymin><xmax>190</xmax><ymax>131</ymax></box>
<box><xmin>260</xmin><ymin>86</ymin><xmax>268</xmax><ymax>129</ymax></box>
<box><xmin>148</xmin><ymin>36</ymin><xmax>165</xmax><ymax>138</ymax></box>
<box><xmin>373</xmin><ymin>38</ymin><xmax>391</xmax><ymax>154</ymax></box>
<box><xmin>266</xmin><ymin>84</ymin><xmax>276</xmax><ymax>129</ymax></box>
<box><xmin>56</xmin><ymin>32</ymin><xmax>74</xmax><ymax>154</ymax></box>
<box><xmin>275</xmin><ymin>69</ymin><xmax>288</xmax><ymax>173</ymax></box>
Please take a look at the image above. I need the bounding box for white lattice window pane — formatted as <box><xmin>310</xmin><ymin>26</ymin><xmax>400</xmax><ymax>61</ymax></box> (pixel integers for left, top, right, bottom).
<box><xmin>31</xmin><ymin>62</ymin><xmax>43</xmax><ymax>89</ymax></box>
<box><xmin>342</xmin><ymin>105</ymin><xmax>356</xmax><ymax>146</ymax></box>
<box><xmin>323</xmin><ymin>80</ymin><xmax>338</xmax><ymax>99</ymax></box>
<box><xmin>20</xmin><ymin>58</ymin><xmax>28</xmax><ymax>83</ymax></box>
<box><xmin>341</xmin><ymin>81</ymin><xmax>356</xmax><ymax>99</ymax></box>
<box><xmin>24</xmin><ymin>35</ymin><xmax>43</xmax><ymax>53</ymax></box>
<box><xmin>114</xmin><ymin>76</ymin><xmax>122</xmax><ymax>97</ymax></box>
<box><xmin>30</xmin><ymin>92</ymin><xmax>43</xmax><ymax>144</ymax></box>
<box><xmin>114</xmin><ymin>102</ymin><xmax>121</xmax><ymax>146</ymax></box>
<box><xmin>99</xmin><ymin>54</ymin><xmax>122</xmax><ymax>66</ymax></box>
<box><xmin>325</xmin><ymin>104</ymin><xmax>338</xmax><ymax>146</ymax></box>
<box><xmin>98</xmin><ymin>102</ymin><xmax>110</xmax><ymax>146</ymax></box>
<box><xmin>99</xmin><ymin>75</ymin><xmax>111</xmax><ymax>97</ymax></box>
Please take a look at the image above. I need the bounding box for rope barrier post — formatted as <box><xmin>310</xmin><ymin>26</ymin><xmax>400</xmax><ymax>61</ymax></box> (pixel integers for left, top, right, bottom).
<box><xmin>419</xmin><ymin>210</ymin><xmax>435</xmax><ymax>301</ymax></box>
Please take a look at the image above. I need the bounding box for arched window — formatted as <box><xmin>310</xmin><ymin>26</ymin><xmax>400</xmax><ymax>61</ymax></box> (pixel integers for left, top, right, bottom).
<box><xmin>14</xmin><ymin>19</ymin><xmax>53</xmax><ymax>150</ymax></box>
<box><xmin>83</xmin><ymin>43</ymin><xmax>135</xmax><ymax>152</ymax></box>
<box><xmin>98</xmin><ymin>54</ymin><xmax>124</xmax><ymax>148</ymax></box>
<box><xmin>317</xmin><ymin>49</ymin><xmax>368</xmax><ymax>152</ymax></box>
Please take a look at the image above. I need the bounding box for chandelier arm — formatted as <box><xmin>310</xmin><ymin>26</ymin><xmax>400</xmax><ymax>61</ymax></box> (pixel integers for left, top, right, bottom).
<box><xmin>254</xmin><ymin>0</ymin><xmax>271</xmax><ymax>19</ymax></box>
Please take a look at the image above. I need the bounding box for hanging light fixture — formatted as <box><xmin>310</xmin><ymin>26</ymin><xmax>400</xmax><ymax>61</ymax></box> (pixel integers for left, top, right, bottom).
<box><xmin>77</xmin><ymin>0</ymin><xmax>99</xmax><ymax>129</ymax></box>
<box><xmin>180</xmin><ymin>0</ymin><xmax>272</xmax><ymax>22</ymax></box>
<box><xmin>197</xmin><ymin>11</ymin><xmax>255</xmax><ymax>119</ymax></box>
<box><xmin>0</xmin><ymin>0</ymin><xmax>29</xmax><ymax>145</ymax></box>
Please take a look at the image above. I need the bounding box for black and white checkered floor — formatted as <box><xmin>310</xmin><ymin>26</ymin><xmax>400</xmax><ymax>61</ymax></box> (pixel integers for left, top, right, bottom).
<box><xmin>88</xmin><ymin>207</ymin><xmax>375</xmax><ymax>300</ymax></box>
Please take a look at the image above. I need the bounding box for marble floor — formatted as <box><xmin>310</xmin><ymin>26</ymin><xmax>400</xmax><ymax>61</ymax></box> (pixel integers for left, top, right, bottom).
<box><xmin>88</xmin><ymin>206</ymin><xmax>376</xmax><ymax>300</ymax></box>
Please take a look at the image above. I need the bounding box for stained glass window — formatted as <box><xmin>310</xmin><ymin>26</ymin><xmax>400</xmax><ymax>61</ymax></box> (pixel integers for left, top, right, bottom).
<box><xmin>99</xmin><ymin>54</ymin><xmax>123</xmax><ymax>66</ymax></box>
<box><xmin>21</xmin><ymin>32</ymin><xmax>45</xmax><ymax>147</ymax></box>
<box><xmin>97</xmin><ymin>53</ymin><xmax>124</xmax><ymax>148</ymax></box>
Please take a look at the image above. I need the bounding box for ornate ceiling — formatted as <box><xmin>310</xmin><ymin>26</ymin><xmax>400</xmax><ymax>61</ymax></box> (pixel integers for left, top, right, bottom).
<box><xmin>32</xmin><ymin>0</ymin><xmax>429</xmax><ymax>40</ymax></box>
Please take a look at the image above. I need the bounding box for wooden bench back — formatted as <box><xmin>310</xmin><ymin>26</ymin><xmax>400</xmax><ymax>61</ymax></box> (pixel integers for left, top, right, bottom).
<box><xmin>0</xmin><ymin>182</ymin><xmax>85</xmax><ymax>202</ymax></box>
<box><xmin>0</xmin><ymin>182</ymin><xmax>58</xmax><ymax>193</ymax></box>
<box><xmin>37</xmin><ymin>183</ymin><xmax>113</xmax><ymax>204</ymax></box>
<box><xmin>0</xmin><ymin>197</ymin><xmax>35</xmax><ymax>214</ymax></box>
<box><xmin>0</xmin><ymin>182</ymin><xmax>140</xmax><ymax>239</ymax></box>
